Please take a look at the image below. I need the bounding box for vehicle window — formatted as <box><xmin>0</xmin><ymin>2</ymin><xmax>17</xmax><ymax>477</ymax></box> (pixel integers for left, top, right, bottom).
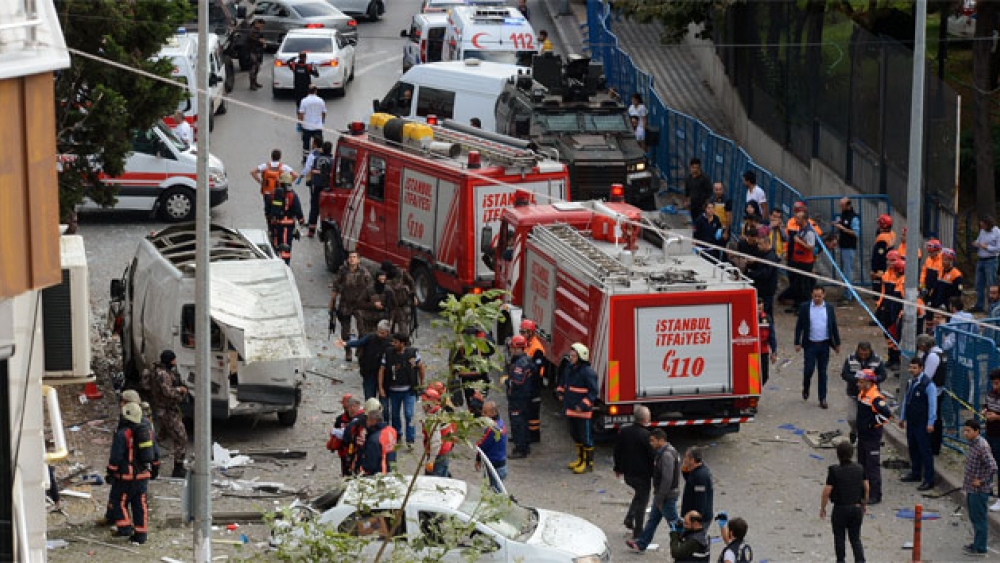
<box><xmin>254</xmin><ymin>1</ymin><xmax>271</xmax><ymax>15</ymax></box>
<box><xmin>155</xmin><ymin>121</ymin><xmax>189</xmax><ymax>153</ymax></box>
<box><xmin>281</xmin><ymin>37</ymin><xmax>333</xmax><ymax>53</ymax></box>
<box><xmin>367</xmin><ymin>157</ymin><xmax>386</xmax><ymax>201</ymax></box>
<box><xmin>180</xmin><ymin>304</ymin><xmax>224</xmax><ymax>350</ymax></box>
<box><xmin>408</xmin><ymin>21</ymin><xmax>420</xmax><ymax>44</ymax></box>
<box><xmin>538</xmin><ymin>113</ymin><xmax>582</xmax><ymax>133</ymax></box>
<box><xmin>584</xmin><ymin>113</ymin><xmax>633</xmax><ymax>133</ymax></box>
<box><xmin>338</xmin><ymin>511</ymin><xmax>405</xmax><ymax>539</ymax></box>
<box><xmin>381</xmin><ymin>82</ymin><xmax>414</xmax><ymax>116</ymax></box>
<box><xmin>336</xmin><ymin>34</ymin><xmax>347</xmax><ymax>49</ymax></box>
<box><xmin>131</xmin><ymin>129</ymin><xmax>163</xmax><ymax>157</ymax></box>
<box><xmin>457</xmin><ymin>485</ymin><xmax>531</xmax><ymax>540</ymax></box>
<box><xmin>175</xmin><ymin>77</ymin><xmax>192</xmax><ymax>113</ymax></box>
<box><xmin>291</xmin><ymin>2</ymin><xmax>336</xmax><ymax>17</ymax></box>
<box><xmin>415</xmin><ymin>86</ymin><xmax>454</xmax><ymax>119</ymax></box>
<box><xmin>335</xmin><ymin>146</ymin><xmax>356</xmax><ymax>189</ymax></box>
<box><xmin>427</xmin><ymin>28</ymin><xmax>445</xmax><ymax>61</ymax></box>
<box><xmin>463</xmin><ymin>50</ymin><xmax>517</xmax><ymax>65</ymax></box>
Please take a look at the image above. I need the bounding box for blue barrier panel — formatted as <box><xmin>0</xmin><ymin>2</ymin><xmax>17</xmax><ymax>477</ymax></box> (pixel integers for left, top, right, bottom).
<box><xmin>935</xmin><ymin>324</ymin><xmax>1000</xmax><ymax>450</ymax></box>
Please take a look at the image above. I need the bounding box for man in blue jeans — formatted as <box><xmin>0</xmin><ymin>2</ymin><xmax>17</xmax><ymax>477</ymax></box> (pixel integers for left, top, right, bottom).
<box><xmin>378</xmin><ymin>333</ymin><xmax>425</xmax><ymax>449</ymax></box>
<box><xmin>962</xmin><ymin>419</ymin><xmax>997</xmax><ymax>556</ymax></box>
<box><xmin>627</xmin><ymin>429</ymin><xmax>681</xmax><ymax>553</ymax></box>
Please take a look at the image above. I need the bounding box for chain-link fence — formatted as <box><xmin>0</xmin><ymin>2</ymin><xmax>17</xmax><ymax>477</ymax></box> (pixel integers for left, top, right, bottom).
<box><xmin>935</xmin><ymin>324</ymin><xmax>1000</xmax><ymax>450</ymax></box>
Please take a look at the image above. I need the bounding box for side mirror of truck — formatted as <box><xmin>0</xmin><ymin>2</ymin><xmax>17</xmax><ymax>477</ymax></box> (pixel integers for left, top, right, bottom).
<box><xmin>480</xmin><ymin>226</ymin><xmax>495</xmax><ymax>270</ymax></box>
<box><xmin>372</xmin><ymin>99</ymin><xmax>381</xmax><ymax>113</ymax></box>
<box><xmin>110</xmin><ymin>278</ymin><xmax>125</xmax><ymax>301</ymax></box>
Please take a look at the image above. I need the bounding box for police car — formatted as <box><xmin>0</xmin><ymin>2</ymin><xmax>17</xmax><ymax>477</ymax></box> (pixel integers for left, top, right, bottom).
<box><xmin>275</xmin><ymin>475</ymin><xmax>611</xmax><ymax>562</ymax></box>
<box><xmin>271</xmin><ymin>28</ymin><xmax>356</xmax><ymax>96</ymax></box>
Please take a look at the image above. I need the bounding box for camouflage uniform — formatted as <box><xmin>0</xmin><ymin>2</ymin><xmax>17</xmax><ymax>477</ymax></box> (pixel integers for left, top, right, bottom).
<box><xmin>148</xmin><ymin>364</ymin><xmax>188</xmax><ymax>475</ymax></box>
<box><xmin>331</xmin><ymin>264</ymin><xmax>374</xmax><ymax>342</ymax></box>
<box><xmin>386</xmin><ymin>274</ymin><xmax>415</xmax><ymax>336</ymax></box>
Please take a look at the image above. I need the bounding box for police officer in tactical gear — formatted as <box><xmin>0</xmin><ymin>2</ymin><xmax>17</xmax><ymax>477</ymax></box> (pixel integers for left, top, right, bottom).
<box><xmin>148</xmin><ymin>350</ymin><xmax>188</xmax><ymax>478</ymax></box>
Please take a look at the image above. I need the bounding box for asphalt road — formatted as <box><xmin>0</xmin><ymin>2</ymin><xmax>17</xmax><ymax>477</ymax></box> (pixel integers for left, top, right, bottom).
<box><xmin>53</xmin><ymin>1</ymin><xmax>991</xmax><ymax>561</ymax></box>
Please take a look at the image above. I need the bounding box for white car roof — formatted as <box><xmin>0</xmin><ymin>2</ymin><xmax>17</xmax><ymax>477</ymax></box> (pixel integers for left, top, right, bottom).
<box><xmin>340</xmin><ymin>475</ymin><xmax>467</xmax><ymax>512</ymax></box>
<box><xmin>402</xmin><ymin>60</ymin><xmax>519</xmax><ymax>89</ymax></box>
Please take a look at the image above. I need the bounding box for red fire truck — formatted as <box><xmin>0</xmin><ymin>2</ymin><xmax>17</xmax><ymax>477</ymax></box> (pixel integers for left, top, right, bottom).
<box><xmin>318</xmin><ymin>113</ymin><xmax>569</xmax><ymax>308</ymax></box>
<box><xmin>486</xmin><ymin>189</ymin><xmax>761</xmax><ymax>431</ymax></box>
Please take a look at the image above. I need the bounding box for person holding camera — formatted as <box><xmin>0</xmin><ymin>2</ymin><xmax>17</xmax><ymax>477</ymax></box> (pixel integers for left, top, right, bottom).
<box><xmin>668</xmin><ymin>510</ymin><xmax>711</xmax><ymax>562</ymax></box>
<box><xmin>717</xmin><ymin>514</ymin><xmax>753</xmax><ymax>563</ymax></box>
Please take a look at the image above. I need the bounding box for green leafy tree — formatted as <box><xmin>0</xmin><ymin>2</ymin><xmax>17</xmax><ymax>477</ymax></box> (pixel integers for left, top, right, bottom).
<box><xmin>54</xmin><ymin>0</ymin><xmax>190</xmax><ymax>222</ymax></box>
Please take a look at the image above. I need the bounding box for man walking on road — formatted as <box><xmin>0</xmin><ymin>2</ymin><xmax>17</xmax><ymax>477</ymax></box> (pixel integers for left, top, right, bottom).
<box><xmin>855</xmin><ymin>369</ymin><xmax>892</xmax><ymax>505</ymax></box>
<box><xmin>627</xmin><ymin>428</ymin><xmax>681</xmax><ymax>553</ymax></box>
<box><xmin>962</xmin><ymin>418</ymin><xmax>997</xmax><ymax>556</ymax></box>
<box><xmin>613</xmin><ymin>406</ymin><xmax>654</xmax><ymax>539</ymax></box>
<box><xmin>795</xmin><ymin>286</ymin><xmax>841</xmax><ymax>409</ymax></box>
<box><xmin>900</xmin><ymin>356</ymin><xmax>938</xmax><ymax>491</ymax></box>
<box><xmin>378</xmin><ymin>333</ymin><xmax>425</xmax><ymax>449</ymax></box>
<box><xmin>821</xmin><ymin>441</ymin><xmax>868</xmax><ymax>563</ymax></box>
<box><xmin>297</xmin><ymin>84</ymin><xmax>326</xmax><ymax>163</ymax></box>
<box><xmin>680</xmin><ymin>447</ymin><xmax>713</xmax><ymax>525</ymax></box>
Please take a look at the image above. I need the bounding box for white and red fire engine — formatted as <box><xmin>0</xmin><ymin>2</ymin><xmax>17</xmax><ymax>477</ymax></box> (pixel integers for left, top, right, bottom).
<box><xmin>487</xmin><ymin>187</ymin><xmax>761</xmax><ymax>431</ymax></box>
<box><xmin>318</xmin><ymin>113</ymin><xmax>569</xmax><ymax>308</ymax></box>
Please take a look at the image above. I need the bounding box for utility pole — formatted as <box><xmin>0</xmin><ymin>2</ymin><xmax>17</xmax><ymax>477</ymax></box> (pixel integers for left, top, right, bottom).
<box><xmin>193</xmin><ymin>0</ymin><xmax>213</xmax><ymax>559</ymax></box>
<box><xmin>902</xmin><ymin>0</ymin><xmax>927</xmax><ymax>364</ymax></box>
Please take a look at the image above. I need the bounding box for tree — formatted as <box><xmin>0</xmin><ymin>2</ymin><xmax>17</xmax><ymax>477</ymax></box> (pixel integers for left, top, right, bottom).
<box><xmin>54</xmin><ymin>0</ymin><xmax>190</xmax><ymax>223</ymax></box>
<box><xmin>612</xmin><ymin>0</ymin><xmax>724</xmax><ymax>43</ymax></box>
<box><xmin>973</xmin><ymin>0</ymin><xmax>999</xmax><ymax>219</ymax></box>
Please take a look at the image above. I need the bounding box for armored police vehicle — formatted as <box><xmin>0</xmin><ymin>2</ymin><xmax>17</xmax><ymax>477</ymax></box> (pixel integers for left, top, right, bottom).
<box><xmin>495</xmin><ymin>54</ymin><xmax>655</xmax><ymax>207</ymax></box>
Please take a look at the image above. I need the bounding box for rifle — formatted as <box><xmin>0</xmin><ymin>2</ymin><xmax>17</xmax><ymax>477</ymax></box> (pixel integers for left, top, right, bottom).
<box><xmin>410</xmin><ymin>303</ymin><xmax>419</xmax><ymax>339</ymax></box>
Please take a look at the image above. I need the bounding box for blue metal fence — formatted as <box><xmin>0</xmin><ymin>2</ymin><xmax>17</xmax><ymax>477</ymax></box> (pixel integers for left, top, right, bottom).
<box><xmin>935</xmin><ymin>324</ymin><xmax>1000</xmax><ymax>449</ymax></box>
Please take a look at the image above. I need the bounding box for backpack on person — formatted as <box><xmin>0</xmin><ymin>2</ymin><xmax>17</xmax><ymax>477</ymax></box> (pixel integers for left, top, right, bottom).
<box><xmin>261</xmin><ymin>163</ymin><xmax>282</xmax><ymax>195</ymax></box>
<box><xmin>930</xmin><ymin>349</ymin><xmax>948</xmax><ymax>388</ymax></box>
<box><xmin>312</xmin><ymin>154</ymin><xmax>333</xmax><ymax>189</ymax></box>
<box><xmin>719</xmin><ymin>539</ymin><xmax>753</xmax><ymax>563</ymax></box>
<box><xmin>132</xmin><ymin>419</ymin><xmax>157</xmax><ymax>466</ymax></box>
<box><xmin>267</xmin><ymin>186</ymin><xmax>294</xmax><ymax>222</ymax></box>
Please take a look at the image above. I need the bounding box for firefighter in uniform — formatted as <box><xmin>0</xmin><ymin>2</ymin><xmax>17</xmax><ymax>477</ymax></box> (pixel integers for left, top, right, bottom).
<box><xmin>559</xmin><ymin>343</ymin><xmax>599</xmax><ymax>473</ymax></box>
<box><xmin>266</xmin><ymin>173</ymin><xmax>305</xmax><ymax>265</ymax></box>
<box><xmin>920</xmin><ymin>239</ymin><xmax>943</xmax><ymax>291</ymax></box>
<box><xmin>106</xmin><ymin>403</ymin><xmax>158</xmax><ymax>544</ymax></box>
<box><xmin>329</xmin><ymin>251</ymin><xmax>375</xmax><ymax>361</ymax></box>
<box><xmin>869</xmin><ymin>214</ymin><xmax>897</xmax><ymax>294</ymax></box>
<box><xmin>421</xmin><ymin>387</ymin><xmax>456</xmax><ymax>476</ymax></box>
<box><xmin>839</xmin><ymin>342</ymin><xmax>887</xmax><ymax>444</ymax></box>
<box><xmin>877</xmin><ymin>255</ymin><xmax>905</xmax><ymax>370</ymax></box>
<box><xmin>148</xmin><ymin>350</ymin><xmax>188</xmax><ymax>478</ymax></box>
<box><xmin>927</xmin><ymin>248</ymin><xmax>963</xmax><ymax>313</ymax></box>
<box><xmin>855</xmin><ymin>369</ymin><xmax>892</xmax><ymax>505</ymax></box>
<box><xmin>505</xmin><ymin>335</ymin><xmax>533</xmax><ymax>458</ymax></box>
<box><xmin>520</xmin><ymin>319</ymin><xmax>547</xmax><ymax>443</ymax></box>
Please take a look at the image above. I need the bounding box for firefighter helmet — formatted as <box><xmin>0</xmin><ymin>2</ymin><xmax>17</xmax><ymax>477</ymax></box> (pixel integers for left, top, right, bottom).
<box><xmin>570</xmin><ymin>342</ymin><xmax>590</xmax><ymax>362</ymax></box>
<box><xmin>421</xmin><ymin>388</ymin><xmax>441</xmax><ymax>402</ymax></box>
<box><xmin>892</xmin><ymin>259</ymin><xmax>905</xmax><ymax>273</ymax></box>
<box><xmin>855</xmin><ymin>369</ymin><xmax>878</xmax><ymax>382</ymax></box>
<box><xmin>886</xmin><ymin>250</ymin><xmax>901</xmax><ymax>264</ymax></box>
<box><xmin>942</xmin><ymin>248</ymin><xmax>956</xmax><ymax>260</ymax></box>
<box><xmin>510</xmin><ymin>335</ymin><xmax>527</xmax><ymax>348</ymax></box>
<box><xmin>121</xmin><ymin>389</ymin><xmax>141</xmax><ymax>405</ymax></box>
<box><xmin>926</xmin><ymin>239</ymin><xmax>942</xmax><ymax>252</ymax></box>
<box><xmin>792</xmin><ymin>201</ymin><xmax>807</xmax><ymax>211</ymax></box>
<box><xmin>340</xmin><ymin>393</ymin><xmax>352</xmax><ymax>407</ymax></box>
<box><xmin>877</xmin><ymin>214</ymin><xmax>893</xmax><ymax>229</ymax></box>
<box><xmin>122</xmin><ymin>403</ymin><xmax>143</xmax><ymax>424</ymax></box>
<box><xmin>519</xmin><ymin>319</ymin><xmax>537</xmax><ymax>331</ymax></box>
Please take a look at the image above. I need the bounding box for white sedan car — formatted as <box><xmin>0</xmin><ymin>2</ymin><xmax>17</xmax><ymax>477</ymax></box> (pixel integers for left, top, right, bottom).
<box><xmin>271</xmin><ymin>28</ymin><xmax>356</xmax><ymax>97</ymax></box>
<box><xmin>276</xmin><ymin>475</ymin><xmax>611</xmax><ymax>562</ymax></box>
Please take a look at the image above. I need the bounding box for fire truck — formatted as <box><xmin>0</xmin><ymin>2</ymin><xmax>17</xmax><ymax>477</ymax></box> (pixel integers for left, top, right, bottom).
<box><xmin>485</xmin><ymin>188</ymin><xmax>761</xmax><ymax>431</ymax></box>
<box><xmin>318</xmin><ymin>113</ymin><xmax>569</xmax><ymax>308</ymax></box>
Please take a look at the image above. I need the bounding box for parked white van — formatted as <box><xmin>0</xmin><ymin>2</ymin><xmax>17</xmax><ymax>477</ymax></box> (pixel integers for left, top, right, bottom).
<box><xmin>373</xmin><ymin>59</ymin><xmax>517</xmax><ymax>131</ymax></box>
<box><xmin>401</xmin><ymin>11</ymin><xmax>448</xmax><ymax>72</ymax></box>
<box><xmin>72</xmin><ymin>120</ymin><xmax>229</xmax><ymax>222</ymax></box>
<box><xmin>156</xmin><ymin>28</ymin><xmax>228</xmax><ymax>134</ymax></box>
<box><xmin>443</xmin><ymin>5</ymin><xmax>536</xmax><ymax>66</ymax></box>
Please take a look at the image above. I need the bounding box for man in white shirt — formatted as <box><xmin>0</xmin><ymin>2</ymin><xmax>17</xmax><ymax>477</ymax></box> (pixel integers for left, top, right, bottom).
<box><xmin>172</xmin><ymin>111</ymin><xmax>193</xmax><ymax>145</ymax></box>
<box><xmin>298</xmin><ymin>84</ymin><xmax>327</xmax><ymax>164</ymax></box>
<box><xmin>742</xmin><ymin>171</ymin><xmax>768</xmax><ymax>217</ymax></box>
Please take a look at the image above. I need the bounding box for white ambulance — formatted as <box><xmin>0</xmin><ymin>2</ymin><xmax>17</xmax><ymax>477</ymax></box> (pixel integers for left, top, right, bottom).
<box><xmin>155</xmin><ymin>28</ymin><xmax>229</xmax><ymax>134</ymax></box>
<box><xmin>443</xmin><ymin>5</ymin><xmax>536</xmax><ymax>66</ymax></box>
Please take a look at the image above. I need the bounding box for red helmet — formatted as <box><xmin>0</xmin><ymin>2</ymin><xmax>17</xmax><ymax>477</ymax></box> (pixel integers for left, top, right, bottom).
<box><xmin>793</xmin><ymin>201</ymin><xmax>807</xmax><ymax>211</ymax></box>
<box><xmin>877</xmin><ymin>214</ymin><xmax>893</xmax><ymax>229</ymax></box>
<box><xmin>892</xmin><ymin>259</ymin><xmax>905</xmax><ymax>273</ymax></box>
<box><xmin>855</xmin><ymin>369</ymin><xmax>878</xmax><ymax>382</ymax></box>
<box><xmin>429</xmin><ymin>381</ymin><xmax>446</xmax><ymax>396</ymax></box>
<box><xmin>341</xmin><ymin>393</ymin><xmax>352</xmax><ymax>407</ymax></box>
<box><xmin>519</xmin><ymin>319</ymin><xmax>537</xmax><ymax>331</ymax></box>
<box><xmin>926</xmin><ymin>239</ymin><xmax>942</xmax><ymax>252</ymax></box>
<box><xmin>421</xmin><ymin>388</ymin><xmax>441</xmax><ymax>402</ymax></box>
<box><xmin>510</xmin><ymin>335</ymin><xmax>527</xmax><ymax>348</ymax></box>
<box><xmin>886</xmin><ymin>250</ymin><xmax>901</xmax><ymax>264</ymax></box>
<box><xmin>942</xmin><ymin>248</ymin><xmax>956</xmax><ymax>260</ymax></box>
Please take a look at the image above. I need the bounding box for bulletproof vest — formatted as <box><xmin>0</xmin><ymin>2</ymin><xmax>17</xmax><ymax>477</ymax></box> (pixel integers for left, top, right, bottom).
<box><xmin>383</xmin><ymin>347</ymin><xmax>418</xmax><ymax>388</ymax></box>
<box><xmin>838</xmin><ymin>209</ymin><xmax>857</xmax><ymax>249</ymax></box>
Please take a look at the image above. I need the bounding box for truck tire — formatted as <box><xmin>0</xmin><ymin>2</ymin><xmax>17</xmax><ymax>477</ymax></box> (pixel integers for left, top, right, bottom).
<box><xmin>323</xmin><ymin>224</ymin><xmax>345</xmax><ymax>272</ymax></box>
<box><xmin>158</xmin><ymin>187</ymin><xmax>195</xmax><ymax>222</ymax></box>
<box><xmin>411</xmin><ymin>264</ymin><xmax>440</xmax><ymax>311</ymax></box>
<box><xmin>277</xmin><ymin>407</ymin><xmax>298</xmax><ymax>426</ymax></box>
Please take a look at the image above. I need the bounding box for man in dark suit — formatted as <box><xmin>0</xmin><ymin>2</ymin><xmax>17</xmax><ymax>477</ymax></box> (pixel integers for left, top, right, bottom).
<box><xmin>794</xmin><ymin>286</ymin><xmax>841</xmax><ymax>409</ymax></box>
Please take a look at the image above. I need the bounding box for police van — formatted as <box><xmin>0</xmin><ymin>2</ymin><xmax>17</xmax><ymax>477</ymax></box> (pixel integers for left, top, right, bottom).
<box><xmin>155</xmin><ymin>28</ymin><xmax>229</xmax><ymax>134</ymax></box>
<box><xmin>442</xmin><ymin>5</ymin><xmax>536</xmax><ymax>66</ymax></box>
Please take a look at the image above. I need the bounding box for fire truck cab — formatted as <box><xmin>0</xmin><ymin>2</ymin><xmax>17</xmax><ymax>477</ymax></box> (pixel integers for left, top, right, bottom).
<box><xmin>318</xmin><ymin>113</ymin><xmax>568</xmax><ymax>309</ymax></box>
<box><xmin>487</xmin><ymin>189</ymin><xmax>761</xmax><ymax>432</ymax></box>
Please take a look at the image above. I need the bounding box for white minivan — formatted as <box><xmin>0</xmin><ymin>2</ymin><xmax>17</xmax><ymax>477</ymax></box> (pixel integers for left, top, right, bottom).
<box><xmin>373</xmin><ymin>59</ymin><xmax>518</xmax><ymax>131</ymax></box>
<box><xmin>73</xmin><ymin>121</ymin><xmax>229</xmax><ymax>222</ymax></box>
<box><xmin>155</xmin><ymin>28</ymin><xmax>228</xmax><ymax>134</ymax></box>
<box><xmin>401</xmin><ymin>12</ymin><xmax>448</xmax><ymax>72</ymax></box>
<box><xmin>443</xmin><ymin>5</ymin><xmax>536</xmax><ymax>66</ymax></box>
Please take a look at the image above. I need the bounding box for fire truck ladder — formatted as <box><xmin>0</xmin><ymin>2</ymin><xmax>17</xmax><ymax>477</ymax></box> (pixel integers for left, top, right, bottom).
<box><xmin>430</xmin><ymin>125</ymin><xmax>541</xmax><ymax>170</ymax></box>
<box><xmin>531</xmin><ymin>223</ymin><xmax>630</xmax><ymax>288</ymax></box>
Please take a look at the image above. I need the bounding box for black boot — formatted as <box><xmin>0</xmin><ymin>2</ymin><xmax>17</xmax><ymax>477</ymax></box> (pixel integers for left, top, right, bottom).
<box><xmin>171</xmin><ymin>462</ymin><xmax>187</xmax><ymax>478</ymax></box>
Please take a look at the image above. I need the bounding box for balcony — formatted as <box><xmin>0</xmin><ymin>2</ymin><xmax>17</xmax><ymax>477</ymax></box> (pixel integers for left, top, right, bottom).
<box><xmin>0</xmin><ymin>0</ymin><xmax>69</xmax><ymax>80</ymax></box>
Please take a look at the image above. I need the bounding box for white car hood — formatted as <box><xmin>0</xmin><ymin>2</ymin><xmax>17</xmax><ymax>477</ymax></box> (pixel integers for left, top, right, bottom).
<box><xmin>525</xmin><ymin>508</ymin><xmax>608</xmax><ymax>557</ymax></box>
<box><xmin>184</xmin><ymin>146</ymin><xmax>225</xmax><ymax>171</ymax></box>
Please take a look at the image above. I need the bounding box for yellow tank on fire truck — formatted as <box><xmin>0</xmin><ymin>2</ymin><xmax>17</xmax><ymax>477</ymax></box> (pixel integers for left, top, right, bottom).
<box><xmin>484</xmin><ymin>187</ymin><xmax>761</xmax><ymax>432</ymax></box>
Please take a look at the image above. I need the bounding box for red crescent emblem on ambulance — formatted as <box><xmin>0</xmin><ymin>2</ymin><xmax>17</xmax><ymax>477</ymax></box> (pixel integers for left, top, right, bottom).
<box><xmin>472</xmin><ymin>33</ymin><xmax>487</xmax><ymax>49</ymax></box>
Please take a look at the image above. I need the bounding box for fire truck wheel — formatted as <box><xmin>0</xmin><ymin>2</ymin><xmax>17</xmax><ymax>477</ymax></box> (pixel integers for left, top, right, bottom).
<box><xmin>412</xmin><ymin>264</ymin><xmax>440</xmax><ymax>311</ymax></box>
<box><xmin>323</xmin><ymin>228</ymin><xmax>345</xmax><ymax>272</ymax></box>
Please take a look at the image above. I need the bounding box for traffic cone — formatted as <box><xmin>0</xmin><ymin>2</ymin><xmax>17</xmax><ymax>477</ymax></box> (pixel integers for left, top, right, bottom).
<box><xmin>84</xmin><ymin>382</ymin><xmax>103</xmax><ymax>400</ymax></box>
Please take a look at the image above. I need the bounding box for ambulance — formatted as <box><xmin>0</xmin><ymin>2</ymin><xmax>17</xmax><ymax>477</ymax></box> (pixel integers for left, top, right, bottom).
<box><xmin>155</xmin><ymin>28</ymin><xmax>229</xmax><ymax>135</ymax></box>
<box><xmin>442</xmin><ymin>5</ymin><xmax>536</xmax><ymax>66</ymax></box>
<box><xmin>317</xmin><ymin>114</ymin><xmax>569</xmax><ymax>309</ymax></box>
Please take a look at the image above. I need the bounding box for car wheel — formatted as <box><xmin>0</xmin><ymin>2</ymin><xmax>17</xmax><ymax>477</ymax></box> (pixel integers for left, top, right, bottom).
<box><xmin>277</xmin><ymin>407</ymin><xmax>298</xmax><ymax>427</ymax></box>
<box><xmin>272</xmin><ymin>85</ymin><xmax>279</xmax><ymax>98</ymax></box>
<box><xmin>158</xmin><ymin>187</ymin><xmax>195</xmax><ymax>222</ymax></box>
<box><xmin>412</xmin><ymin>263</ymin><xmax>440</xmax><ymax>311</ymax></box>
<box><xmin>216</xmin><ymin>97</ymin><xmax>228</xmax><ymax>115</ymax></box>
<box><xmin>224</xmin><ymin>56</ymin><xmax>235</xmax><ymax>92</ymax></box>
<box><xmin>367</xmin><ymin>1</ymin><xmax>380</xmax><ymax>21</ymax></box>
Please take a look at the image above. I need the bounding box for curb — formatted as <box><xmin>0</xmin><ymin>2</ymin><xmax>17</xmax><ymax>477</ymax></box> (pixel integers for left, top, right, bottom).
<box><xmin>881</xmin><ymin>423</ymin><xmax>1000</xmax><ymax>536</ymax></box>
